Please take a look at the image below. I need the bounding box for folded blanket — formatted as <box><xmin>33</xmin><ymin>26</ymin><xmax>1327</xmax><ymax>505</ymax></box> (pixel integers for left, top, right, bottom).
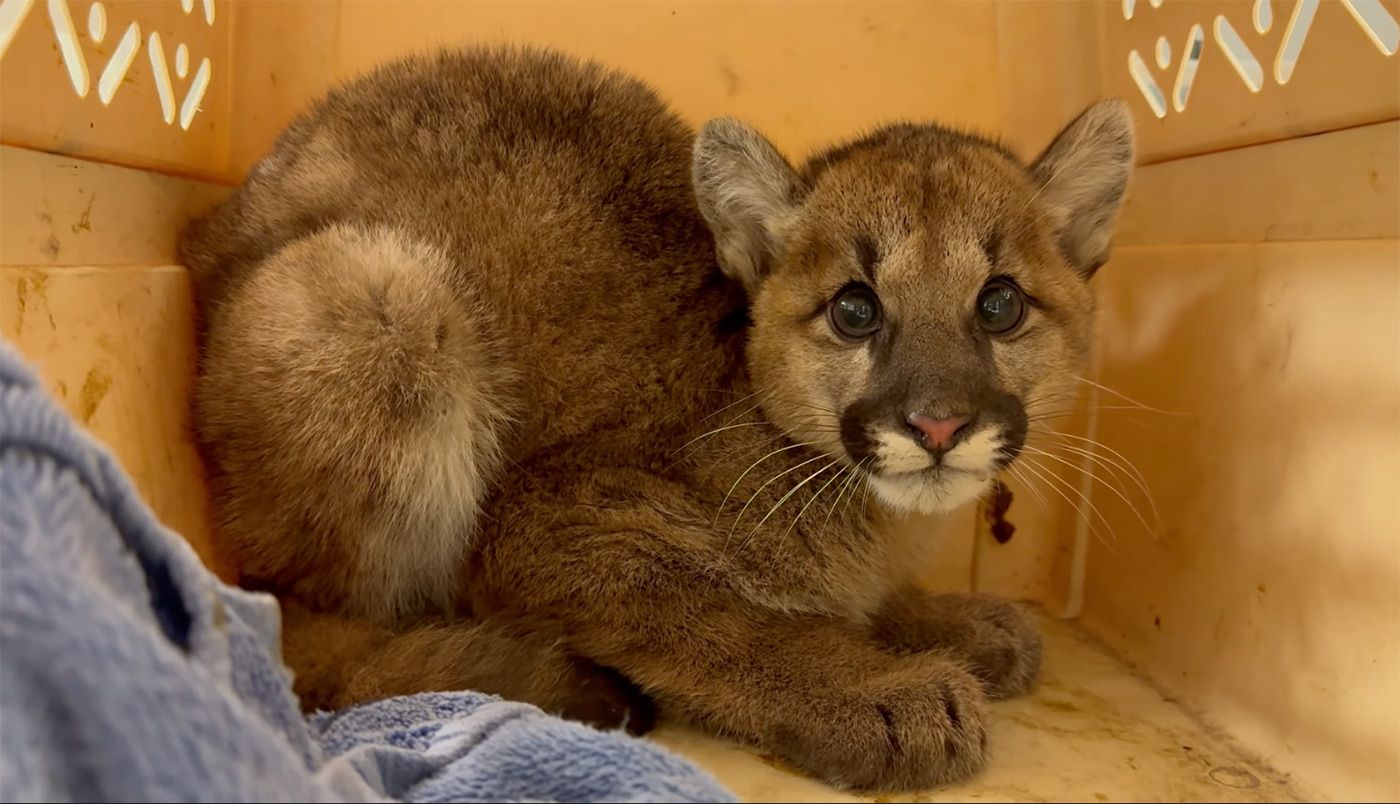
<box><xmin>0</xmin><ymin>340</ymin><xmax>733</xmax><ymax>804</ymax></box>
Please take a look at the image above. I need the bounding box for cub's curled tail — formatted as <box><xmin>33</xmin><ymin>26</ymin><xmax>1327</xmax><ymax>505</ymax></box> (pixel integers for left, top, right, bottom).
<box><xmin>188</xmin><ymin>222</ymin><xmax>512</xmax><ymax>620</ymax></box>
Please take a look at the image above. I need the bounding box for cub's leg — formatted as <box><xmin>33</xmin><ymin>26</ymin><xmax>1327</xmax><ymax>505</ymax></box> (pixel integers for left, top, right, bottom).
<box><xmin>281</xmin><ymin>602</ymin><xmax>654</xmax><ymax>733</ymax></box>
<box><xmin>193</xmin><ymin>224</ymin><xmax>513</xmax><ymax>620</ymax></box>
<box><xmin>478</xmin><ymin>468</ymin><xmax>991</xmax><ymax>792</ymax></box>
<box><xmin>871</xmin><ymin>589</ymin><xmax>1043</xmax><ymax>699</ymax></box>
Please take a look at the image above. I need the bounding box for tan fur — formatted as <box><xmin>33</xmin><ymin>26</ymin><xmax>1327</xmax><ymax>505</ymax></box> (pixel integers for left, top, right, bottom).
<box><xmin>183</xmin><ymin>46</ymin><xmax>1133</xmax><ymax>791</ymax></box>
<box><xmin>196</xmin><ymin>223</ymin><xmax>512</xmax><ymax>619</ymax></box>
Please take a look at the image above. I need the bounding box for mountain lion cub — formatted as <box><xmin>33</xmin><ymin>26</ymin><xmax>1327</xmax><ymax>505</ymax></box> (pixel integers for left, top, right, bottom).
<box><xmin>182</xmin><ymin>47</ymin><xmax>1133</xmax><ymax>791</ymax></box>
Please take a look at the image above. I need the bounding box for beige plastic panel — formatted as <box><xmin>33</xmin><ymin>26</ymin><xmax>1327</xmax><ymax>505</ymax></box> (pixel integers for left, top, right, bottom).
<box><xmin>227</xmin><ymin>0</ymin><xmax>1004</xmax><ymax>175</ymax></box>
<box><xmin>1105</xmin><ymin>0</ymin><xmax>1400</xmax><ymax>162</ymax></box>
<box><xmin>0</xmin><ymin>264</ymin><xmax>227</xmax><ymax>578</ymax></box>
<box><xmin>995</xmin><ymin>0</ymin><xmax>1107</xmax><ymax>158</ymax></box>
<box><xmin>1118</xmin><ymin>119</ymin><xmax>1400</xmax><ymax>245</ymax></box>
<box><xmin>1080</xmin><ymin>239</ymin><xmax>1400</xmax><ymax>801</ymax></box>
<box><xmin>226</xmin><ymin>0</ymin><xmax>342</xmax><ymax>178</ymax></box>
<box><xmin>0</xmin><ymin>145</ymin><xmax>228</xmax><ymax>266</ymax></box>
<box><xmin>0</xmin><ymin>0</ymin><xmax>231</xmax><ymax>180</ymax></box>
<box><xmin>0</xmin><ymin>146</ymin><xmax>228</xmax><ymax>574</ymax></box>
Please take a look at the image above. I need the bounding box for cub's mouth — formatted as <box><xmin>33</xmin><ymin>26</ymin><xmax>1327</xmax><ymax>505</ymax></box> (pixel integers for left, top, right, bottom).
<box><xmin>878</xmin><ymin>463</ymin><xmax>982</xmax><ymax>480</ymax></box>
<box><xmin>917</xmin><ymin>464</ymin><xmax>983</xmax><ymax>479</ymax></box>
<box><xmin>863</xmin><ymin>457</ymin><xmax>1001</xmax><ymax>515</ymax></box>
<box><xmin>837</xmin><ymin>416</ymin><xmax>1024</xmax><ymax>515</ymax></box>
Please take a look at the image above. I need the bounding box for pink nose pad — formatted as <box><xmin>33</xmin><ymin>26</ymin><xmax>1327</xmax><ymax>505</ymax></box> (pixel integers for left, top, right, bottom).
<box><xmin>907</xmin><ymin>413</ymin><xmax>971</xmax><ymax>451</ymax></box>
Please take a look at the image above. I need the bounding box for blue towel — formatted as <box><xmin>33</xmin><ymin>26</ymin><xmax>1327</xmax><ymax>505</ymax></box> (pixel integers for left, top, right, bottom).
<box><xmin>0</xmin><ymin>340</ymin><xmax>734</xmax><ymax>804</ymax></box>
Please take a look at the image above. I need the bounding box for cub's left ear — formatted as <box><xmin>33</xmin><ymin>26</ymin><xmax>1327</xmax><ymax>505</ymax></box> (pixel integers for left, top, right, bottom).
<box><xmin>1030</xmin><ymin>99</ymin><xmax>1136</xmax><ymax>277</ymax></box>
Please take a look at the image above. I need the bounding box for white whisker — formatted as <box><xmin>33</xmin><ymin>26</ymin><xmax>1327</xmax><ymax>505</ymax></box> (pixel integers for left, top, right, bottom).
<box><xmin>1020</xmin><ymin>444</ymin><xmax>1155</xmax><ymax>535</ymax></box>
<box><xmin>1028</xmin><ymin>430</ymin><xmax>1158</xmax><ymax>526</ymax></box>
<box><xmin>1072</xmin><ymin>374</ymin><xmax>1186</xmax><ymax>416</ymax></box>
<box><xmin>670</xmin><ymin>420</ymin><xmax>772</xmax><ymax>455</ymax></box>
<box><xmin>1004</xmin><ymin>463</ymin><xmax>1050</xmax><ymax>510</ymax></box>
<box><xmin>784</xmin><ymin>458</ymin><xmax>851</xmax><ymax>538</ymax></box>
<box><xmin>740</xmin><ymin>459</ymin><xmax>841</xmax><ymax>551</ymax></box>
<box><xmin>700</xmin><ymin>389</ymin><xmax>765</xmax><ymax>422</ymax></box>
<box><xmin>725</xmin><ymin>452</ymin><xmax>830</xmax><ymax>544</ymax></box>
<box><xmin>1016</xmin><ymin>454</ymin><xmax>1119</xmax><ymax>556</ymax></box>
<box><xmin>823</xmin><ymin>458</ymin><xmax>869</xmax><ymax>532</ymax></box>
<box><xmin>713</xmin><ymin>442</ymin><xmax>808</xmax><ymax>526</ymax></box>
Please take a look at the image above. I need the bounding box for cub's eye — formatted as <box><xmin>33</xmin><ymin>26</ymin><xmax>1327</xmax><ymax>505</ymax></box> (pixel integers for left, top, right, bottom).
<box><xmin>828</xmin><ymin>284</ymin><xmax>882</xmax><ymax>340</ymax></box>
<box><xmin>976</xmin><ymin>281</ymin><xmax>1026</xmax><ymax>334</ymax></box>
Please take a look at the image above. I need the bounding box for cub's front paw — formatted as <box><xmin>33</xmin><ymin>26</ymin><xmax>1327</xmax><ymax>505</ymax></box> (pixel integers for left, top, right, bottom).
<box><xmin>945</xmin><ymin>595</ymin><xmax>1042</xmax><ymax>699</ymax></box>
<box><xmin>772</xmin><ymin>657</ymin><xmax>988</xmax><ymax>792</ymax></box>
<box><xmin>877</xmin><ymin>592</ymin><xmax>1042</xmax><ymax>699</ymax></box>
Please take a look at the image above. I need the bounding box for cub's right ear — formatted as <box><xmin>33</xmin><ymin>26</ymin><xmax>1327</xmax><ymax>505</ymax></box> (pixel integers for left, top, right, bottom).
<box><xmin>692</xmin><ymin>119</ymin><xmax>802</xmax><ymax>294</ymax></box>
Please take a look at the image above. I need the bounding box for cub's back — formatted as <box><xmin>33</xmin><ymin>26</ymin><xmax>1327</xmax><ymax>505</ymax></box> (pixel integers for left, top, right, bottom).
<box><xmin>185</xmin><ymin>47</ymin><xmax>739</xmax><ymax>459</ymax></box>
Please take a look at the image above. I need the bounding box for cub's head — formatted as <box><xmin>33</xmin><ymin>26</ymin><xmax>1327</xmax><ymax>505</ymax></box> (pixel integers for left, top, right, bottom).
<box><xmin>692</xmin><ymin>102</ymin><xmax>1134</xmax><ymax>515</ymax></box>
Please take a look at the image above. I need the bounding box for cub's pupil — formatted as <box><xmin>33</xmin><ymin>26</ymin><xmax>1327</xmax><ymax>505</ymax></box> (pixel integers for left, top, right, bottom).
<box><xmin>838</xmin><ymin>295</ymin><xmax>874</xmax><ymax>328</ymax></box>
<box><xmin>977</xmin><ymin>283</ymin><xmax>1024</xmax><ymax>332</ymax></box>
<box><xmin>829</xmin><ymin>285</ymin><xmax>881</xmax><ymax>339</ymax></box>
<box><xmin>979</xmin><ymin>288</ymin><xmax>1011</xmax><ymax>321</ymax></box>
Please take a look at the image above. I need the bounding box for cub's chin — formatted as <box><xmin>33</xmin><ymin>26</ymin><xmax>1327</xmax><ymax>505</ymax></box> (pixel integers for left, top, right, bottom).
<box><xmin>867</xmin><ymin>468</ymin><xmax>995</xmax><ymax>515</ymax></box>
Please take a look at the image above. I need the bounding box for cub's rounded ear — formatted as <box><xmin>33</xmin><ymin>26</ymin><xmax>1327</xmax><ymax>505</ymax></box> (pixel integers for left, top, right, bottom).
<box><xmin>1030</xmin><ymin>99</ymin><xmax>1136</xmax><ymax>277</ymax></box>
<box><xmin>692</xmin><ymin>119</ymin><xmax>802</xmax><ymax>293</ymax></box>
